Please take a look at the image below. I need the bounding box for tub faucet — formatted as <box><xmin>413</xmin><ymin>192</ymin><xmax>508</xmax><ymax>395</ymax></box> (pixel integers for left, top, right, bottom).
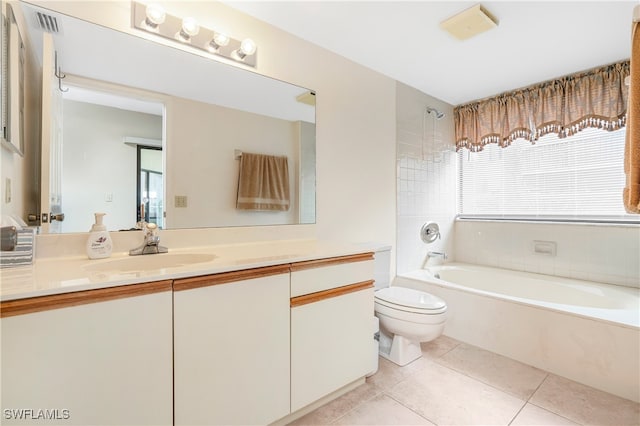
<box><xmin>129</xmin><ymin>222</ymin><xmax>168</xmax><ymax>255</ymax></box>
<box><xmin>427</xmin><ymin>251</ymin><xmax>448</xmax><ymax>260</ymax></box>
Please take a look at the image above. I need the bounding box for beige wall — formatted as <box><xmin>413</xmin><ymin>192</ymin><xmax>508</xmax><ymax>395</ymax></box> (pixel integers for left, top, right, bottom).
<box><xmin>26</xmin><ymin>1</ymin><xmax>397</xmax><ymax>269</ymax></box>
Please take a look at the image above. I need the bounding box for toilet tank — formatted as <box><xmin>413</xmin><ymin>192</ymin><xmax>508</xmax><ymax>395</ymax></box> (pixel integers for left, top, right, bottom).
<box><xmin>373</xmin><ymin>246</ymin><xmax>392</xmax><ymax>290</ymax></box>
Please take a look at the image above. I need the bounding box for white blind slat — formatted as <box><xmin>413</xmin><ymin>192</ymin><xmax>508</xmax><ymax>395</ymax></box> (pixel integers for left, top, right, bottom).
<box><xmin>458</xmin><ymin>128</ymin><xmax>638</xmax><ymax>222</ymax></box>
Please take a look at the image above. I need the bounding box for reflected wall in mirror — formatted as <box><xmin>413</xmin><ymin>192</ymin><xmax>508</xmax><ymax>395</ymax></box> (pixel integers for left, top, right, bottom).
<box><xmin>17</xmin><ymin>1</ymin><xmax>316</xmax><ymax>233</ymax></box>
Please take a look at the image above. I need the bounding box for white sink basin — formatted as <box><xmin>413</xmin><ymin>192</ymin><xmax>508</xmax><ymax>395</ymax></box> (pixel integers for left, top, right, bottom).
<box><xmin>84</xmin><ymin>253</ymin><xmax>217</xmax><ymax>273</ymax></box>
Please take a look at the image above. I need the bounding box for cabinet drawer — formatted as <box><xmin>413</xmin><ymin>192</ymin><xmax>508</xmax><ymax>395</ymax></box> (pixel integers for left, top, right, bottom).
<box><xmin>290</xmin><ymin>253</ymin><xmax>374</xmax><ymax>297</ymax></box>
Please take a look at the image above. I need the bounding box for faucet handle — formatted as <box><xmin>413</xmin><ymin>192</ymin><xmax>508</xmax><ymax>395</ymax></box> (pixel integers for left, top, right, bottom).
<box><xmin>144</xmin><ymin>222</ymin><xmax>159</xmax><ymax>238</ymax></box>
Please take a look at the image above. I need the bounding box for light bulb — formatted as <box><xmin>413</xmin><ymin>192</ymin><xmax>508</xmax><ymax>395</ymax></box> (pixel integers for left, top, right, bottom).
<box><xmin>175</xmin><ymin>17</ymin><xmax>199</xmax><ymax>42</ymax></box>
<box><xmin>208</xmin><ymin>32</ymin><xmax>230</xmax><ymax>52</ymax></box>
<box><xmin>213</xmin><ymin>33</ymin><xmax>230</xmax><ymax>47</ymax></box>
<box><xmin>240</xmin><ymin>38</ymin><xmax>257</xmax><ymax>56</ymax></box>
<box><xmin>144</xmin><ymin>3</ymin><xmax>166</xmax><ymax>30</ymax></box>
<box><xmin>234</xmin><ymin>38</ymin><xmax>257</xmax><ymax>60</ymax></box>
<box><xmin>181</xmin><ymin>17</ymin><xmax>199</xmax><ymax>36</ymax></box>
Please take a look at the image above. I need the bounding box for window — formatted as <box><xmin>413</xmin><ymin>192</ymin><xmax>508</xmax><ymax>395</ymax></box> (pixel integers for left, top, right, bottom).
<box><xmin>457</xmin><ymin>128</ymin><xmax>639</xmax><ymax>223</ymax></box>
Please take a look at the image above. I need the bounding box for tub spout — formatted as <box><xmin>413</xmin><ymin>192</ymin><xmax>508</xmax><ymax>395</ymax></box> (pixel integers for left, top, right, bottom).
<box><xmin>427</xmin><ymin>251</ymin><xmax>448</xmax><ymax>260</ymax></box>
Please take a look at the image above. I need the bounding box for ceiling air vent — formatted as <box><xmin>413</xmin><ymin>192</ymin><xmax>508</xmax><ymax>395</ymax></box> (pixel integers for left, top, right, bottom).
<box><xmin>34</xmin><ymin>11</ymin><xmax>60</xmax><ymax>34</ymax></box>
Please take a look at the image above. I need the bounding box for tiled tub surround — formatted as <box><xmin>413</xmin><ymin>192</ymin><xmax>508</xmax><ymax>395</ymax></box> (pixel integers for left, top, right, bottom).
<box><xmin>291</xmin><ymin>336</ymin><xmax>640</xmax><ymax>425</ymax></box>
<box><xmin>455</xmin><ymin>220</ymin><xmax>640</xmax><ymax>288</ymax></box>
<box><xmin>394</xmin><ymin>267</ymin><xmax>640</xmax><ymax>403</ymax></box>
<box><xmin>396</xmin><ymin>82</ymin><xmax>457</xmax><ymax>275</ymax></box>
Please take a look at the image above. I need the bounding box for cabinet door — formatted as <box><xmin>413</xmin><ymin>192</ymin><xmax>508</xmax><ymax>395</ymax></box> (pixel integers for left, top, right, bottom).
<box><xmin>174</xmin><ymin>266</ymin><xmax>290</xmax><ymax>426</ymax></box>
<box><xmin>291</xmin><ymin>285</ymin><xmax>374</xmax><ymax>412</ymax></box>
<box><xmin>0</xmin><ymin>281</ymin><xmax>173</xmax><ymax>425</ymax></box>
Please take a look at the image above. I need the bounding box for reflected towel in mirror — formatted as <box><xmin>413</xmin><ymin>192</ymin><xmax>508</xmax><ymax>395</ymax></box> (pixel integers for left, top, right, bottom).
<box><xmin>237</xmin><ymin>152</ymin><xmax>290</xmax><ymax>211</ymax></box>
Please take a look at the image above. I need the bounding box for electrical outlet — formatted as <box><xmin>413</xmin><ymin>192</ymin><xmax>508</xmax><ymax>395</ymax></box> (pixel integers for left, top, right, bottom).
<box><xmin>5</xmin><ymin>178</ymin><xmax>11</xmax><ymax>203</ymax></box>
<box><xmin>105</xmin><ymin>192</ymin><xmax>113</xmax><ymax>202</ymax></box>
<box><xmin>175</xmin><ymin>195</ymin><xmax>188</xmax><ymax>208</ymax></box>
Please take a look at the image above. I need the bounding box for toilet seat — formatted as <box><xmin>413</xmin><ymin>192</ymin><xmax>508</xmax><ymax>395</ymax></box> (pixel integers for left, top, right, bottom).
<box><xmin>375</xmin><ymin>287</ymin><xmax>446</xmax><ymax>314</ymax></box>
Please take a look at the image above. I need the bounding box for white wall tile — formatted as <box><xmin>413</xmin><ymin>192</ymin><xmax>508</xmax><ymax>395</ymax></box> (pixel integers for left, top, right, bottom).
<box><xmin>395</xmin><ymin>82</ymin><xmax>456</xmax><ymax>274</ymax></box>
<box><xmin>455</xmin><ymin>221</ymin><xmax>640</xmax><ymax>288</ymax></box>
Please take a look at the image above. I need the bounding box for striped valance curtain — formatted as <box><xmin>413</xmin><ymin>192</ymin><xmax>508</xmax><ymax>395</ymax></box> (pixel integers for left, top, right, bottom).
<box><xmin>454</xmin><ymin>60</ymin><xmax>630</xmax><ymax>152</ymax></box>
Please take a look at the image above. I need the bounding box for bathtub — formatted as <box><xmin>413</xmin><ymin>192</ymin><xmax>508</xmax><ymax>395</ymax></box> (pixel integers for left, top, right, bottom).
<box><xmin>395</xmin><ymin>263</ymin><xmax>640</xmax><ymax>403</ymax></box>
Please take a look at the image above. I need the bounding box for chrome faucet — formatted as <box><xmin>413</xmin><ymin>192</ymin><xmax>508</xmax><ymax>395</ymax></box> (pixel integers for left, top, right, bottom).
<box><xmin>427</xmin><ymin>251</ymin><xmax>448</xmax><ymax>260</ymax></box>
<box><xmin>129</xmin><ymin>222</ymin><xmax>168</xmax><ymax>255</ymax></box>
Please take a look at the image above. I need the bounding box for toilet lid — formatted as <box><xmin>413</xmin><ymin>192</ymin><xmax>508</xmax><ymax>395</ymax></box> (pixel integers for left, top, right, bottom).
<box><xmin>375</xmin><ymin>287</ymin><xmax>446</xmax><ymax>310</ymax></box>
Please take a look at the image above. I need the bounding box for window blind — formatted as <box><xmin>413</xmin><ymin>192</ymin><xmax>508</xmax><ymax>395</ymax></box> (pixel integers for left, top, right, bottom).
<box><xmin>457</xmin><ymin>128</ymin><xmax>639</xmax><ymax>223</ymax></box>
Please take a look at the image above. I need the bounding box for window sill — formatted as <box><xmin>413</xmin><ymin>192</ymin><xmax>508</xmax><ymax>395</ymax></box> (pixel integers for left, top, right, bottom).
<box><xmin>455</xmin><ymin>216</ymin><xmax>640</xmax><ymax>228</ymax></box>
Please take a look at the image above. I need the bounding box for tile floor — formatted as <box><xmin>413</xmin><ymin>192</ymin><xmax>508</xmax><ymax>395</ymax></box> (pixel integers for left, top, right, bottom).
<box><xmin>289</xmin><ymin>336</ymin><xmax>640</xmax><ymax>426</ymax></box>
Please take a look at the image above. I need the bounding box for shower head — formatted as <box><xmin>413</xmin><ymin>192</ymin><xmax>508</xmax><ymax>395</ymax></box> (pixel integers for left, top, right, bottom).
<box><xmin>426</xmin><ymin>107</ymin><xmax>445</xmax><ymax>119</ymax></box>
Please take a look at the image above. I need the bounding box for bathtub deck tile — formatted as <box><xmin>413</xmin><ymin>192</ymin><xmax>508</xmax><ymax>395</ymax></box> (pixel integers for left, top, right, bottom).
<box><xmin>530</xmin><ymin>374</ymin><xmax>640</xmax><ymax>426</ymax></box>
<box><xmin>435</xmin><ymin>343</ymin><xmax>548</xmax><ymax>400</ymax></box>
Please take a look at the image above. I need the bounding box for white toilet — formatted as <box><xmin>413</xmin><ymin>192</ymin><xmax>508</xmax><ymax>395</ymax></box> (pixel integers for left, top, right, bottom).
<box><xmin>373</xmin><ymin>247</ymin><xmax>447</xmax><ymax>366</ymax></box>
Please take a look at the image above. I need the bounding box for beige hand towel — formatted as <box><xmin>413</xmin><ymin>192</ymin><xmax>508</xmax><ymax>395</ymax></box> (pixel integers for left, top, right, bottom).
<box><xmin>624</xmin><ymin>20</ymin><xmax>640</xmax><ymax>214</ymax></box>
<box><xmin>237</xmin><ymin>152</ymin><xmax>290</xmax><ymax>211</ymax></box>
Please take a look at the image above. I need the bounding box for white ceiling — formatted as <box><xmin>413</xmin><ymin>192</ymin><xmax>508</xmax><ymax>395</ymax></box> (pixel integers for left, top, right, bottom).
<box><xmin>223</xmin><ymin>1</ymin><xmax>636</xmax><ymax>106</ymax></box>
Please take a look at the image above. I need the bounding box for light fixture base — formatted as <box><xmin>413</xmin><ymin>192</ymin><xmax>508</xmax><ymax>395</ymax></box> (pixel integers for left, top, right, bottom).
<box><xmin>131</xmin><ymin>1</ymin><xmax>256</xmax><ymax>67</ymax></box>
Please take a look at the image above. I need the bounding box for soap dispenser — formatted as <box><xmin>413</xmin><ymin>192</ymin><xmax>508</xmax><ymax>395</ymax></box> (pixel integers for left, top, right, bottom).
<box><xmin>86</xmin><ymin>213</ymin><xmax>113</xmax><ymax>259</ymax></box>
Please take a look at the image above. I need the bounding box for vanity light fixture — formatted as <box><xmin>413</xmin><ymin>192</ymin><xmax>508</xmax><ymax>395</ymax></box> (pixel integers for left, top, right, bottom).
<box><xmin>131</xmin><ymin>1</ymin><xmax>257</xmax><ymax>67</ymax></box>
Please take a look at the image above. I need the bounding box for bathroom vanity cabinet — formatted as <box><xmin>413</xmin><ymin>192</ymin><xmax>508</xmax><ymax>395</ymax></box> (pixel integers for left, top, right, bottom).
<box><xmin>0</xmin><ymin>248</ymin><xmax>376</xmax><ymax>425</ymax></box>
<box><xmin>290</xmin><ymin>254</ymin><xmax>375</xmax><ymax>412</ymax></box>
<box><xmin>173</xmin><ymin>265</ymin><xmax>291</xmax><ymax>426</ymax></box>
<box><xmin>0</xmin><ymin>281</ymin><xmax>173</xmax><ymax>426</ymax></box>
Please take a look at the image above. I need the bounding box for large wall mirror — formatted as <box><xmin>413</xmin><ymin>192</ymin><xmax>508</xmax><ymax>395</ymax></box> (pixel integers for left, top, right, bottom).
<box><xmin>18</xmin><ymin>1</ymin><xmax>316</xmax><ymax>233</ymax></box>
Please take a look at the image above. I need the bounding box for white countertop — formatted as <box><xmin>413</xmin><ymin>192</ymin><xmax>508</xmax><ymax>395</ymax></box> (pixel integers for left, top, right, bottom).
<box><xmin>0</xmin><ymin>239</ymin><xmax>377</xmax><ymax>301</ymax></box>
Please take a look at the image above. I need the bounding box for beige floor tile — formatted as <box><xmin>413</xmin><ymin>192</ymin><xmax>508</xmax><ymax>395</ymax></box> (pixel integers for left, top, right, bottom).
<box><xmin>436</xmin><ymin>343</ymin><xmax>548</xmax><ymax>400</ymax></box>
<box><xmin>366</xmin><ymin>356</ymin><xmax>429</xmax><ymax>392</ymax></box>
<box><xmin>389</xmin><ymin>360</ymin><xmax>525</xmax><ymax>425</ymax></box>
<box><xmin>421</xmin><ymin>334</ymin><xmax>461</xmax><ymax>360</ymax></box>
<box><xmin>332</xmin><ymin>394</ymin><xmax>435</xmax><ymax>425</ymax></box>
<box><xmin>288</xmin><ymin>382</ymin><xmax>381</xmax><ymax>425</ymax></box>
<box><xmin>511</xmin><ymin>403</ymin><xmax>579</xmax><ymax>426</ymax></box>
<box><xmin>530</xmin><ymin>374</ymin><xmax>640</xmax><ymax>426</ymax></box>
